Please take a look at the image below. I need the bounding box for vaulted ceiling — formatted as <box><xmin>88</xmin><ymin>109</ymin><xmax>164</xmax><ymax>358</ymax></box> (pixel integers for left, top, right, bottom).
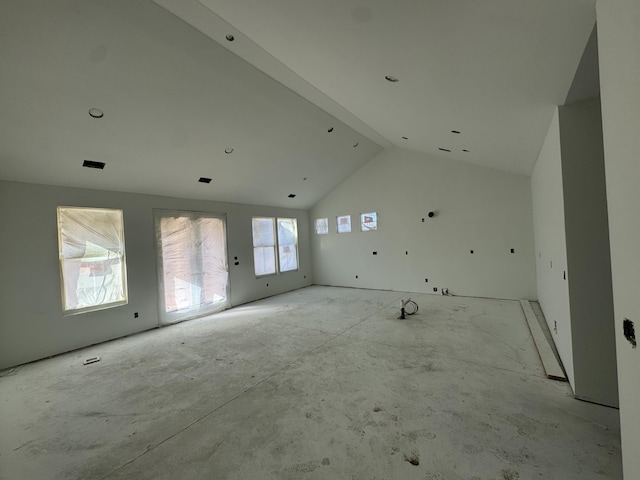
<box><xmin>0</xmin><ymin>0</ymin><xmax>596</xmax><ymax>208</ymax></box>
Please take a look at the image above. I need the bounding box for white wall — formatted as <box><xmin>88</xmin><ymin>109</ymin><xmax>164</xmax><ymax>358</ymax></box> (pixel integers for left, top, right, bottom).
<box><xmin>597</xmin><ymin>0</ymin><xmax>640</xmax><ymax>477</ymax></box>
<box><xmin>559</xmin><ymin>98</ymin><xmax>617</xmax><ymax>407</ymax></box>
<box><xmin>310</xmin><ymin>148</ymin><xmax>536</xmax><ymax>300</ymax></box>
<box><xmin>0</xmin><ymin>180</ymin><xmax>312</xmax><ymax>370</ymax></box>
<box><xmin>531</xmin><ymin>109</ymin><xmax>574</xmax><ymax>387</ymax></box>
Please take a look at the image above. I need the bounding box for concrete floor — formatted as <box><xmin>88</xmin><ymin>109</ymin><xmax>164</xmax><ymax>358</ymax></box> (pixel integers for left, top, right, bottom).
<box><xmin>0</xmin><ymin>286</ymin><xmax>621</xmax><ymax>480</ymax></box>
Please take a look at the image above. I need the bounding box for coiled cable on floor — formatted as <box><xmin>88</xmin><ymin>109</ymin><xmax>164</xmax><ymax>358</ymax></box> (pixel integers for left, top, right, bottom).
<box><xmin>398</xmin><ymin>298</ymin><xmax>418</xmax><ymax>319</ymax></box>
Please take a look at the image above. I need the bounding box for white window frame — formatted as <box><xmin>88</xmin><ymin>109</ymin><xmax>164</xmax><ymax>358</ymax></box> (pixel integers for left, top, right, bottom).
<box><xmin>57</xmin><ymin>206</ymin><xmax>128</xmax><ymax>315</ymax></box>
<box><xmin>360</xmin><ymin>212</ymin><xmax>378</xmax><ymax>232</ymax></box>
<box><xmin>252</xmin><ymin>216</ymin><xmax>299</xmax><ymax>277</ymax></box>
<box><xmin>315</xmin><ymin>218</ymin><xmax>329</xmax><ymax>235</ymax></box>
<box><xmin>337</xmin><ymin>215</ymin><xmax>352</xmax><ymax>233</ymax></box>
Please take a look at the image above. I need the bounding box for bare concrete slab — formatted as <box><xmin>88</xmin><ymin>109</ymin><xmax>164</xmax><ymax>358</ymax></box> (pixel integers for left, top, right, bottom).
<box><xmin>0</xmin><ymin>286</ymin><xmax>619</xmax><ymax>479</ymax></box>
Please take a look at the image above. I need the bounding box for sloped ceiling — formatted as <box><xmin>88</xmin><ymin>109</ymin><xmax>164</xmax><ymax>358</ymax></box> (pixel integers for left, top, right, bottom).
<box><xmin>0</xmin><ymin>0</ymin><xmax>381</xmax><ymax>209</ymax></box>
<box><xmin>0</xmin><ymin>0</ymin><xmax>596</xmax><ymax>209</ymax></box>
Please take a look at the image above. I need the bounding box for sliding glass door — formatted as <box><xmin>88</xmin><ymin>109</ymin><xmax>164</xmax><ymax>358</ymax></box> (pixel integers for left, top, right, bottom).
<box><xmin>154</xmin><ymin>210</ymin><xmax>229</xmax><ymax>325</ymax></box>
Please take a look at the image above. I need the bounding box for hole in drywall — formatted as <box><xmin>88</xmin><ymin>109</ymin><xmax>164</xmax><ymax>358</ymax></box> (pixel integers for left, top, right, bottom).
<box><xmin>198</xmin><ymin>177</ymin><xmax>212</xmax><ymax>183</ymax></box>
<box><xmin>88</xmin><ymin>108</ymin><xmax>104</xmax><ymax>119</ymax></box>
<box><xmin>304</xmin><ymin>275</ymin><xmax>306</xmax><ymax>279</ymax></box>
<box><xmin>266</xmin><ymin>283</ymin><xmax>269</xmax><ymax>287</ymax></box>
<box><xmin>451</xmin><ymin>130</ymin><xmax>461</xmax><ymax>134</ymax></box>
<box><xmin>134</xmin><ymin>312</ymin><xmax>139</xmax><ymax>318</ymax></box>
<box><xmin>554</xmin><ymin>320</ymin><xmax>558</xmax><ymax>333</ymax></box>
<box><xmin>563</xmin><ymin>271</ymin><xmax>566</xmax><ymax>280</ymax></box>
<box><xmin>303</xmin><ymin>177</ymin><xmax>307</xmax><ymax>181</ymax></box>
<box><xmin>355</xmin><ymin>275</ymin><xmax>358</xmax><ymax>279</ymax></box>
<box><xmin>234</xmin><ymin>261</ymin><xmax>239</xmax><ymax>266</ymax></box>
<box><xmin>83</xmin><ymin>160</ymin><xmax>105</xmax><ymax>169</ymax></box>
<box><xmin>385</xmin><ymin>75</ymin><xmax>399</xmax><ymax>83</ymax></box>
<box><xmin>550</xmin><ymin>260</ymin><xmax>553</xmax><ymax>268</ymax></box>
<box><xmin>462</xmin><ymin>149</ymin><xmax>470</xmax><ymax>152</ymax></box>
<box><xmin>623</xmin><ymin>319</ymin><xmax>636</xmax><ymax>348</ymax></box>
<box><xmin>433</xmin><ymin>287</ymin><xmax>438</xmax><ymax>292</ymax></box>
<box><xmin>428</xmin><ymin>211</ymin><xmax>435</xmax><ymax>218</ymax></box>
<box><xmin>470</xmin><ymin>249</ymin><xmax>474</xmax><ymax>254</ymax></box>
<box><xmin>288</xmin><ymin>193</ymin><xmax>296</xmax><ymax>198</ymax></box>
<box><xmin>425</xmin><ymin>278</ymin><xmax>428</xmax><ymax>283</ymax></box>
<box><xmin>372</xmin><ymin>251</ymin><xmax>377</xmax><ymax>255</ymax></box>
<box><xmin>328</xmin><ymin>127</ymin><xmax>334</xmax><ymax>133</ymax></box>
<box><xmin>234</xmin><ymin>256</ymin><xmax>238</xmax><ymax>260</ymax></box>
<box><xmin>510</xmin><ymin>248</ymin><xmax>515</xmax><ymax>254</ymax></box>
<box><xmin>224</xmin><ymin>148</ymin><xmax>234</xmax><ymax>154</ymax></box>
<box><xmin>421</xmin><ymin>218</ymin><xmax>425</xmax><ymax>222</ymax></box>
<box><xmin>353</xmin><ymin>142</ymin><xmax>359</xmax><ymax>147</ymax></box>
<box><xmin>405</xmin><ymin>251</ymin><xmax>408</xmax><ymax>255</ymax></box>
<box><xmin>225</xmin><ymin>34</ymin><xmax>235</xmax><ymax>42</ymax></box>
<box><xmin>402</xmin><ymin>136</ymin><xmax>408</xmax><ymax>140</ymax></box>
<box><xmin>438</xmin><ymin>148</ymin><xmax>451</xmax><ymax>152</ymax></box>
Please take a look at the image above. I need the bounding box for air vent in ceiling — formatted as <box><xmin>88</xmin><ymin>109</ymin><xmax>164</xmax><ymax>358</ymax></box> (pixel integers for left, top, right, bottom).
<box><xmin>83</xmin><ymin>160</ymin><xmax>105</xmax><ymax>169</ymax></box>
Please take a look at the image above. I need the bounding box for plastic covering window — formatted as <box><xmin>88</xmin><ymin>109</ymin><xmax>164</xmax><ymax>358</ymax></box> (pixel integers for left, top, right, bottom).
<box><xmin>361</xmin><ymin>212</ymin><xmax>378</xmax><ymax>231</ymax></box>
<box><xmin>252</xmin><ymin>217</ymin><xmax>277</xmax><ymax>276</ymax></box>
<box><xmin>337</xmin><ymin>215</ymin><xmax>351</xmax><ymax>233</ymax></box>
<box><xmin>155</xmin><ymin>211</ymin><xmax>229</xmax><ymax>325</ymax></box>
<box><xmin>57</xmin><ymin>207</ymin><xmax>128</xmax><ymax>314</ymax></box>
<box><xmin>315</xmin><ymin>218</ymin><xmax>329</xmax><ymax>235</ymax></box>
<box><xmin>277</xmin><ymin>218</ymin><xmax>298</xmax><ymax>272</ymax></box>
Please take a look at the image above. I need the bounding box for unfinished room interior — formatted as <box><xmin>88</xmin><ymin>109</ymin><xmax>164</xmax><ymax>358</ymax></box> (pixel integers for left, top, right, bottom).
<box><xmin>0</xmin><ymin>0</ymin><xmax>638</xmax><ymax>479</ymax></box>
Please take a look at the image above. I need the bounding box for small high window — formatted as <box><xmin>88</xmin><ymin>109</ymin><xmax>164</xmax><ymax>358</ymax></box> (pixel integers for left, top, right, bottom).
<box><xmin>361</xmin><ymin>212</ymin><xmax>378</xmax><ymax>231</ymax></box>
<box><xmin>315</xmin><ymin>218</ymin><xmax>329</xmax><ymax>235</ymax></box>
<box><xmin>57</xmin><ymin>207</ymin><xmax>128</xmax><ymax>314</ymax></box>
<box><xmin>337</xmin><ymin>215</ymin><xmax>351</xmax><ymax>233</ymax></box>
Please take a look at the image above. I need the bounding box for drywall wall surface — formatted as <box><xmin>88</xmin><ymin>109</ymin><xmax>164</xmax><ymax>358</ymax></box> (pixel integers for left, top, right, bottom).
<box><xmin>531</xmin><ymin>109</ymin><xmax>575</xmax><ymax>388</ymax></box>
<box><xmin>559</xmin><ymin>98</ymin><xmax>618</xmax><ymax>407</ymax></box>
<box><xmin>597</xmin><ymin>0</ymin><xmax>640</xmax><ymax>476</ymax></box>
<box><xmin>0</xmin><ymin>181</ymin><xmax>311</xmax><ymax>369</ymax></box>
<box><xmin>310</xmin><ymin>148</ymin><xmax>536</xmax><ymax>300</ymax></box>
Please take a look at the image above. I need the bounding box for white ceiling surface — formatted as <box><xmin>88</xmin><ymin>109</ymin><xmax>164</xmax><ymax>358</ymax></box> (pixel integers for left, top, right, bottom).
<box><xmin>158</xmin><ymin>0</ymin><xmax>596</xmax><ymax>175</ymax></box>
<box><xmin>0</xmin><ymin>0</ymin><xmax>381</xmax><ymax>209</ymax></box>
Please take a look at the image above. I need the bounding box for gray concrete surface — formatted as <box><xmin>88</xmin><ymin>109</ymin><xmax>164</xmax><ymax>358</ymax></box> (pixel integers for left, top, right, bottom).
<box><xmin>0</xmin><ymin>286</ymin><xmax>621</xmax><ymax>479</ymax></box>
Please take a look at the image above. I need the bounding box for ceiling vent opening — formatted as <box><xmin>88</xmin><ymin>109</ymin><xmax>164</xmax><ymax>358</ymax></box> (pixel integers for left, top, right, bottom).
<box><xmin>82</xmin><ymin>160</ymin><xmax>105</xmax><ymax>169</ymax></box>
<box><xmin>198</xmin><ymin>177</ymin><xmax>212</xmax><ymax>184</ymax></box>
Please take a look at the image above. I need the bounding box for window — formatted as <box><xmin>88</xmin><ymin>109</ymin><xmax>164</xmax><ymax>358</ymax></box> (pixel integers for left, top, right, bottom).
<box><xmin>277</xmin><ymin>218</ymin><xmax>298</xmax><ymax>272</ymax></box>
<box><xmin>252</xmin><ymin>217</ymin><xmax>277</xmax><ymax>276</ymax></box>
<box><xmin>315</xmin><ymin>218</ymin><xmax>329</xmax><ymax>235</ymax></box>
<box><xmin>252</xmin><ymin>217</ymin><xmax>298</xmax><ymax>276</ymax></box>
<box><xmin>57</xmin><ymin>207</ymin><xmax>128</xmax><ymax>314</ymax></box>
<box><xmin>361</xmin><ymin>212</ymin><xmax>378</xmax><ymax>231</ymax></box>
<box><xmin>155</xmin><ymin>210</ymin><xmax>229</xmax><ymax>325</ymax></box>
<box><xmin>337</xmin><ymin>215</ymin><xmax>351</xmax><ymax>233</ymax></box>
